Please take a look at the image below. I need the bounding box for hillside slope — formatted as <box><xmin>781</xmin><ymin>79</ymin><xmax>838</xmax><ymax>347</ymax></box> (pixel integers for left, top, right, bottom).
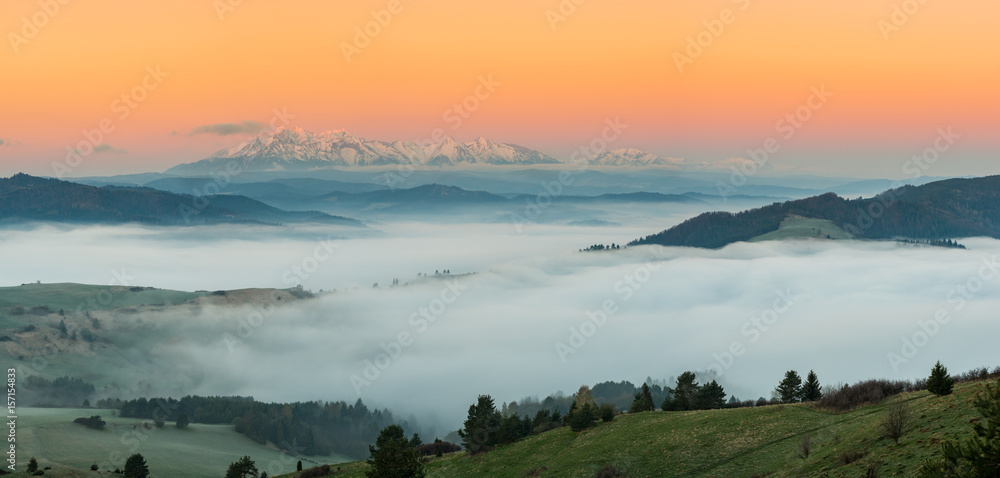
<box><xmin>281</xmin><ymin>380</ymin><xmax>994</xmax><ymax>478</ymax></box>
<box><xmin>630</xmin><ymin>176</ymin><xmax>1000</xmax><ymax>249</ymax></box>
<box><xmin>0</xmin><ymin>173</ymin><xmax>362</xmax><ymax>226</ymax></box>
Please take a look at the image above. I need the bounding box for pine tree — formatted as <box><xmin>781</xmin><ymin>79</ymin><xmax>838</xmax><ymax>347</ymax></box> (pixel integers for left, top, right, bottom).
<box><xmin>695</xmin><ymin>380</ymin><xmax>727</xmax><ymax>410</ymax></box>
<box><xmin>496</xmin><ymin>414</ymin><xmax>526</xmax><ymax>444</ymax></box>
<box><xmin>225</xmin><ymin>456</ymin><xmax>258</xmax><ymax>478</ymax></box>
<box><xmin>366</xmin><ymin>425</ymin><xmax>426</xmax><ymax>478</ymax></box>
<box><xmin>800</xmin><ymin>370</ymin><xmax>823</xmax><ymax>402</ymax></box>
<box><xmin>927</xmin><ymin>361</ymin><xmax>954</xmax><ymax>396</ymax></box>
<box><xmin>458</xmin><ymin>395</ymin><xmax>501</xmax><ymax>454</ymax></box>
<box><xmin>568</xmin><ymin>402</ymin><xmax>596</xmax><ymax>432</ymax></box>
<box><xmin>630</xmin><ymin>383</ymin><xmax>654</xmax><ymax>413</ymax></box>
<box><xmin>919</xmin><ymin>379</ymin><xmax>1000</xmax><ymax>476</ymax></box>
<box><xmin>176</xmin><ymin>412</ymin><xmax>190</xmax><ymax>428</ymax></box>
<box><xmin>123</xmin><ymin>453</ymin><xmax>150</xmax><ymax>478</ymax></box>
<box><xmin>671</xmin><ymin>372</ymin><xmax>700</xmax><ymax>411</ymax></box>
<box><xmin>641</xmin><ymin>383</ymin><xmax>654</xmax><ymax>411</ymax></box>
<box><xmin>27</xmin><ymin>458</ymin><xmax>38</xmax><ymax>472</ymax></box>
<box><xmin>775</xmin><ymin>371</ymin><xmax>803</xmax><ymax>403</ymax></box>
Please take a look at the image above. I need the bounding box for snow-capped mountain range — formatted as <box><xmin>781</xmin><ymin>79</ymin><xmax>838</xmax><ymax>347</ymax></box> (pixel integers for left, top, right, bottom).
<box><xmin>590</xmin><ymin>148</ymin><xmax>688</xmax><ymax>168</ymax></box>
<box><xmin>166</xmin><ymin>127</ymin><xmax>768</xmax><ymax>174</ymax></box>
<box><xmin>167</xmin><ymin>127</ymin><xmax>560</xmax><ymax>174</ymax></box>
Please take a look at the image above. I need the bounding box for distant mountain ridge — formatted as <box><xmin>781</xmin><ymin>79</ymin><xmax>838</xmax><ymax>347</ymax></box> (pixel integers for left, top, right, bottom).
<box><xmin>590</xmin><ymin>149</ymin><xmax>769</xmax><ymax>172</ymax></box>
<box><xmin>167</xmin><ymin>127</ymin><xmax>561</xmax><ymax>174</ymax></box>
<box><xmin>630</xmin><ymin>175</ymin><xmax>1000</xmax><ymax>249</ymax></box>
<box><xmin>166</xmin><ymin>127</ymin><xmax>773</xmax><ymax>175</ymax></box>
<box><xmin>0</xmin><ymin>173</ymin><xmax>362</xmax><ymax>226</ymax></box>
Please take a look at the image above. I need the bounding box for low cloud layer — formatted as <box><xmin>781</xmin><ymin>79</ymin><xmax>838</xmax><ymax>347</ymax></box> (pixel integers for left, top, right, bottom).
<box><xmin>2</xmin><ymin>219</ymin><xmax>999</xmax><ymax>432</ymax></box>
<box><xmin>191</xmin><ymin>121</ymin><xmax>266</xmax><ymax>136</ymax></box>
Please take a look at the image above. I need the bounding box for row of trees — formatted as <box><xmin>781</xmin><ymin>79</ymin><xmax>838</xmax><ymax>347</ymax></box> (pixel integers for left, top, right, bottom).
<box><xmin>117</xmin><ymin>395</ymin><xmax>411</xmax><ymax>459</ymax></box>
<box><xmin>580</xmin><ymin>243</ymin><xmax>622</xmax><ymax>252</ymax></box>
<box><xmin>629</xmin><ymin>373</ymin><xmax>736</xmax><ymax>412</ymax></box>
<box><xmin>457</xmin><ymin>392</ymin><xmax>603</xmax><ymax>455</ymax></box>
<box><xmin>774</xmin><ymin>370</ymin><xmax>823</xmax><ymax>403</ymax></box>
<box><xmin>20</xmin><ymin>375</ymin><xmax>96</xmax><ymax>407</ymax></box>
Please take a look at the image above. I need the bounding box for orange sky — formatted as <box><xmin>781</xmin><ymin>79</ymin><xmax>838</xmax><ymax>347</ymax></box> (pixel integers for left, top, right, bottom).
<box><xmin>0</xmin><ymin>0</ymin><xmax>997</xmax><ymax>177</ymax></box>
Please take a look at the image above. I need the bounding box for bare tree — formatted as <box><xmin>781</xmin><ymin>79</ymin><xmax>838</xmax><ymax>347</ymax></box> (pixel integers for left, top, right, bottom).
<box><xmin>881</xmin><ymin>398</ymin><xmax>909</xmax><ymax>444</ymax></box>
<box><xmin>797</xmin><ymin>435</ymin><xmax>812</xmax><ymax>459</ymax></box>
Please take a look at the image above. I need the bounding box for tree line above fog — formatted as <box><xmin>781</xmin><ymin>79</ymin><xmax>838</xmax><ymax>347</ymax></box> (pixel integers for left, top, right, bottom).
<box><xmin>631</xmin><ymin>176</ymin><xmax>1000</xmax><ymax>249</ymax></box>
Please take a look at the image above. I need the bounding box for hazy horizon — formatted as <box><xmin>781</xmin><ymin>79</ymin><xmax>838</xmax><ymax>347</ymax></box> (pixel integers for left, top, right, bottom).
<box><xmin>2</xmin><ymin>1</ymin><xmax>998</xmax><ymax>179</ymax></box>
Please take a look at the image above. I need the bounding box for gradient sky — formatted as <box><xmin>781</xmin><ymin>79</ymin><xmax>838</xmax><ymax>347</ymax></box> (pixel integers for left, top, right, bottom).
<box><xmin>1</xmin><ymin>0</ymin><xmax>997</xmax><ymax>178</ymax></box>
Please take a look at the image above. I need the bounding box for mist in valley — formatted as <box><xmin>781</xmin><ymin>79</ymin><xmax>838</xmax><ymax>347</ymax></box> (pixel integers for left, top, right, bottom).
<box><xmin>3</xmin><ymin>204</ymin><xmax>1000</xmax><ymax>436</ymax></box>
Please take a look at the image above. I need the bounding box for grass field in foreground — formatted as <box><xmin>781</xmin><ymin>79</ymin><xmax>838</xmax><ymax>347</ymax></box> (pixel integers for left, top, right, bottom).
<box><xmin>278</xmin><ymin>380</ymin><xmax>992</xmax><ymax>478</ymax></box>
<box><xmin>8</xmin><ymin>408</ymin><xmax>349</xmax><ymax>478</ymax></box>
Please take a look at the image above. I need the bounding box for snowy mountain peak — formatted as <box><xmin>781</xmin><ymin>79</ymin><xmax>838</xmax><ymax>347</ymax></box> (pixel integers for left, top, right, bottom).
<box><xmin>170</xmin><ymin>127</ymin><xmax>763</xmax><ymax>174</ymax></box>
<box><xmin>592</xmin><ymin>148</ymin><xmax>685</xmax><ymax>168</ymax></box>
<box><xmin>471</xmin><ymin>136</ymin><xmax>494</xmax><ymax>147</ymax></box>
<box><xmin>174</xmin><ymin>127</ymin><xmax>562</xmax><ymax>174</ymax></box>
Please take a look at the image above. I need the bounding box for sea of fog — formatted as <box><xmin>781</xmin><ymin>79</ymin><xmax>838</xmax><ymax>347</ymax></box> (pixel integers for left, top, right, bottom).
<box><xmin>2</xmin><ymin>212</ymin><xmax>1000</xmax><ymax>433</ymax></box>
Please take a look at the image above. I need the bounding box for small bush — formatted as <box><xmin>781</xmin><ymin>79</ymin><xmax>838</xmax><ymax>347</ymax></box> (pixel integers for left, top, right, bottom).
<box><xmin>839</xmin><ymin>450</ymin><xmax>865</xmax><ymax>465</ymax></box>
<box><xmin>598</xmin><ymin>403</ymin><xmax>615</xmax><ymax>423</ymax></box>
<box><xmin>797</xmin><ymin>436</ymin><xmax>812</xmax><ymax>459</ymax></box>
<box><xmin>595</xmin><ymin>464</ymin><xmax>628</xmax><ymax>477</ymax></box>
<box><xmin>525</xmin><ymin>466</ymin><xmax>548</xmax><ymax>477</ymax></box>
<box><xmin>73</xmin><ymin>415</ymin><xmax>106</xmax><ymax>430</ymax></box>
<box><xmin>298</xmin><ymin>464</ymin><xmax>332</xmax><ymax>477</ymax></box>
<box><xmin>953</xmin><ymin>366</ymin><xmax>1000</xmax><ymax>383</ymax></box>
<box><xmin>881</xmin><ymin>399</ymin><xmax>909</xmax><ymax>444</ymax></box>
<box><xmin>864</xmin><ymin>458</ymin><xmax>885</xmax><ymax>478</ymax></box>
<box><xmin>818</xmin><ymin>379</ymin><xmax>920</xmax><ymax>411</ymax></box>
<box><xmin>414</xmin><ymin>441</ymin><xmax>461</xmax><ymax>457</ymax></box>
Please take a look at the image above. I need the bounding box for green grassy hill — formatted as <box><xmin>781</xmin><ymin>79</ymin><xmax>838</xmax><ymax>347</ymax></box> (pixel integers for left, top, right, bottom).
<box><xmin>748</xmin><ymin>215</ymin><xmax>853</xmax><ymax>243</ymax></box>
<box><xmin>631</xmin><ymin>175</ymin><xmax>1000</xmax><ymax>249</ymax></box>
<box><xmin>278</xmin><ymin>380</ymin><xmax>993</xmax><ymax>478</ymax></box>
<box><xmin>6</xmin><ymin>408</ymin><xmax>348</xmax><ymax>478</ymax></box>
<box><xmin>0</xmin><ymin>282</ymin><xmax>207</xmax><ymax>314</ymax></box>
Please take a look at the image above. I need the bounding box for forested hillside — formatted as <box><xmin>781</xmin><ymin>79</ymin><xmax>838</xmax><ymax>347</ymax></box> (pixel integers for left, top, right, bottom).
<box><xmin>631</xmin><ymin>176</ymin><xmax>1000</xmax><ymax>248</ymax></box>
